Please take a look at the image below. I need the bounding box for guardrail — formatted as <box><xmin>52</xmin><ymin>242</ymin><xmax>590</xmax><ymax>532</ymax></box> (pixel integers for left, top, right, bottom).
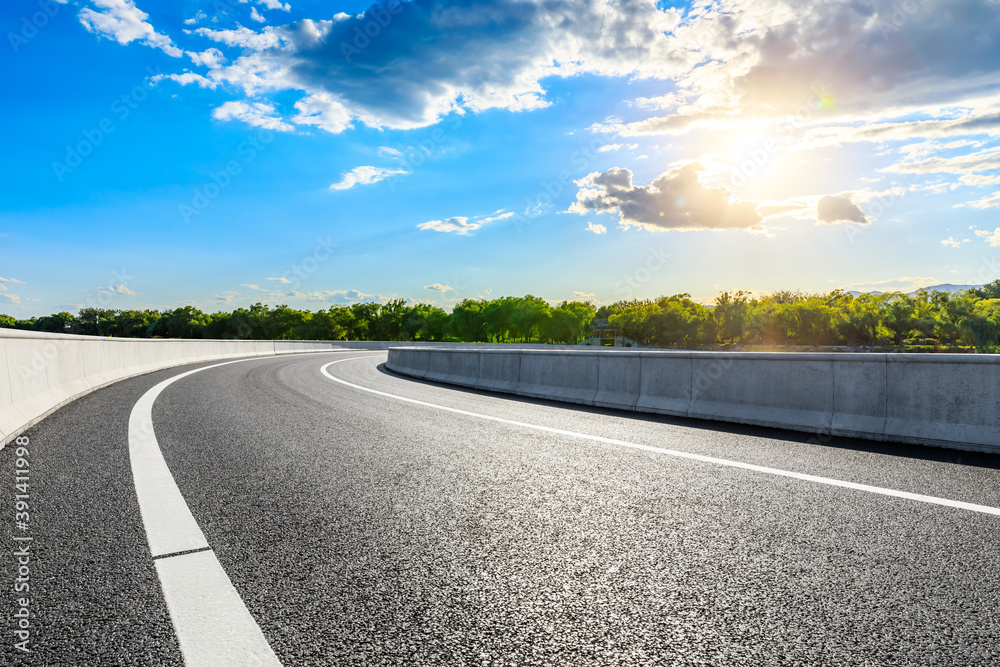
<box><xmin>386</xmin><ymin>347</ymin><xmax>1000</xmax><ymax>454</ymax></box>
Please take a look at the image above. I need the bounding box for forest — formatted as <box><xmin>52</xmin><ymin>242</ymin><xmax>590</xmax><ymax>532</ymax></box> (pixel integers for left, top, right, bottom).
<box><xmin>4</xmin><ymin>280</ymin><xmax>1000</xmax><ymax>352</ymax></box>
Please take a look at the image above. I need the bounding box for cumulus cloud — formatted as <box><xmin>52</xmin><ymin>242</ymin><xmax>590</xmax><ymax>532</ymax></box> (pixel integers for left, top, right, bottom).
<box><xmin>329</xmin><ymin>166</ymin><xmax>408</xmax><ymax>191</ymax></box>
<box><xmin>79</xmin><ymin>0</ymin><xmax>182</xmax><ymax>57</ymax></box>
<box><xmin>571</xmin><ymin>165</ymin><xmax>761</xmax><ymax>231</ymax></box>
<box><xmin>941</xmin><ymin>236</ymin><xmax>969</xmax><ymax>248</ymax></box>
<box><xmin>153</xmin><ymin>0</ymin><xmax>688</xmax><ymax>132</ymax></box>
<box><xmin>424</xmin><ymin>283</ymin><xmax>453</xmax><ymax>292</ymax></box>
<box><xmin>0</xmin><ymin>277</ymin><xmax>26</xmax><ymax>285</ymax></box>
<box><xmin>187</xmin><ymin>48</ymin><xmax>226</xmax><ymax>68</ymax></box>
<box><xmin>816</xmin><ymin>195</ymin><xmax>869</xmax><ymax>225</ymax></box>
<box><xmin>212</xmin><ymin>101</ymin><xmax>294</xmax><ymax>131</ymax></box>
<box><xmin>585</xmin><ymin>222</ymin><xmax>607</xmax><ymax>234</ymax></box>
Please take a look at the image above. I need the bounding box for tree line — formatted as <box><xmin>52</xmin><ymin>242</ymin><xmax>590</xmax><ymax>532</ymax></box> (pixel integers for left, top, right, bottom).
<box><xmin>3</xmin><ymin>281</ymin><xmax>1000</xmax><ymax>351</ymax></box>
<box><xmin>0</xmin><ymin>297</ymin><xmax>596</xmax><ymax>345</ymax></box>
<box><xmin>600</xmin><ymin>282</ymin><xmax>1000</xmax><ymax>351</ymax></box>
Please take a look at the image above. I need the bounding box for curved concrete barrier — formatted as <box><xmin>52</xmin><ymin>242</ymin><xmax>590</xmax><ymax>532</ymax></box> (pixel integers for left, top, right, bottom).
<box><xmin>0</xmin><ymin>333</ymin><xmax>598</xmax><ymax>449</ymax></box>
<box><xmin>0</xmin><ymin>330</ymin><xmax>366</xmax><ymax>449</ymax></box>
<box><xmin>386</xmin><ymin>347</ymin><xmax>1000</xmax><ymax>454</ymax></box>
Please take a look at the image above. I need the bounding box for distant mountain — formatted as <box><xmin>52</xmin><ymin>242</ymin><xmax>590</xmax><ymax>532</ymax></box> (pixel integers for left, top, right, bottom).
<box><xmin>846</xmin><ymin>284</ymin><xmax>981</xmax><ymax>297</ymax></box>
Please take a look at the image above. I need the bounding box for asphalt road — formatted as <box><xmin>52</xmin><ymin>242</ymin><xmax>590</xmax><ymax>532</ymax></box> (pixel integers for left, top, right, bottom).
<box><xmin>4</xmin><ymin>350</ymin><xmax>1000</xmax><ymax>665</ymax></box>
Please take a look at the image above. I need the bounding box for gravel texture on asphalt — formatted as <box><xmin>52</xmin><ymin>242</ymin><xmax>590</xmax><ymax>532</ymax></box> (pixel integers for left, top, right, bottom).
<box><xmin>4</xmin><ymin>350</ymin><xmax>1000</xmax><ymax>665</ymax></box>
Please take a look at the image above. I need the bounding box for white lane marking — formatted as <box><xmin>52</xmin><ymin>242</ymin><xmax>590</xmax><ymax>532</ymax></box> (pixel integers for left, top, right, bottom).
<box><xmin>155</xmin><ymin>551</ymin><xmax>280</xmax><ymax>667</ymax></box>
<box><xmin>128</xmin><ymin>356</ymin><xmax>298</xmax><ymax>667</ymax></box>
<box><xmin>321</xmin><ymin>356</ymin><xmax>1000</xmax><ymax>518</ymax></box>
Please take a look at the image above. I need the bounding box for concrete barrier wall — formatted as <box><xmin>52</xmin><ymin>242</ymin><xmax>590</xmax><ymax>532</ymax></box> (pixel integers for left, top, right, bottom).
<box><xmin>0</xmin><ymin>332</ymin><xmax>597</xmax><ymax>450</ymax></box>
<box><xmin>386</xmin><ymin>347</ymin><xmax>1000</xmax><ymax>454</ymax></box>
<box><xmin>0</xmin><ymin>330</ymin><xmax>375</xmax><ymax>449</ymax></box>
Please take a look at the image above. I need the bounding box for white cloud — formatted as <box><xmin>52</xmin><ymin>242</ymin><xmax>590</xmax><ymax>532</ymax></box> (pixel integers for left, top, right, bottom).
<box><xmin>885</xmin><ymin>146</ymin><xmax>1000</xmax><ymax>176</ymax></box>
<box><xmin>193</xmin><ymin>25</ymin><xmax>284</xmax><ymax>50</ymax></box>
<box><xmin>158</xmin><ymin>1</ymin><xmax>688</xmax><ymax>132</ymax></box>
<box><xmin>572</xmin><ymin>291</ymin><xmax>602</xmax><ymax>305</ymax></box>
<box><xmin>585</xmin><ymin>222</ymin><xmax>607</xmax><ymax>234</ymax></box>
<box><xmin>250</xmin><ymin>7</ymin><xmax>265</xmax><ymax>23</ymax></box>
<box><xmin>417</xmin><ymin>210</ymin><xmax>512</xmax><ymax>235</ymax></box>
<box><xmin>98</xmin><ymin>283</ymin><xmax>135</xmax><ymax>296</ymax></box>
<box><xmin>267</xmin><ymin>276</ymin><xmax>292</xmax><ymax>284</ymax></box>
<box><xmin>242</xmin><ymin>0</ymin><xmax>290</xmax><ymax>11</ymax></box>
<box><xmin>79</xmin><ymin>0</ymin><xmax>182</xmax><ymax>57</ymax></box>
<box><xmin>417</xmin><ymin>217</ymin><xmax>480</xmax><ymax>235</ymax></box>
<box><xmin>329</xmin><ymin>166</ymin><xmax>408</xmax><ymax>191</ymax></box>
<box><xmin>979</xmin><ymin>228</ymin><xmax>1000</xmax><ymax>246</ymax></box>
<box><xmin>424</xmin><ymin>283</ymin><xmax>453</xmax><ymax>292</ymax></box>
<box><xmin>0</xmin><ymin>277</ymin><xmax>26</xmax><ymax>284</ymax></box>
<box><xmin>187</xmin><ymin>48</ymin><xmax>226</xmax><ymax>68</ymax></box>
<box><xmin>941</xmin><ymin>237</ymin><xmax>970</xmax><ymax>248</ymax></box>
<box><xmin>958</xmin><ymin>192</ymin><xmax>1000</xmax><ymax>210</ymax></box>
<box><xmin>960</xmin><ymin>173</ymin><xmax>1000</xmax><ymax>187</ymax></box>
<box><xmin>154</xmin><ymin>71</ymin><xmax>218</xmax><ymax>89</ymax></box>
<box><xmin>212</xmin><ymin>101</ymin><xmax>294</xmax><ymax>131</ymax></box>
<box><xmin>292</xmin><ymin>93</ymin><xmax>353</xmax><ymax>134</ymax></box>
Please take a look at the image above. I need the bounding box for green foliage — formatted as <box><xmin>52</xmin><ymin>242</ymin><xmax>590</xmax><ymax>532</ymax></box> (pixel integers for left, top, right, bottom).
<box><xmin>7</xmin><ymin>287</ymin><xmax>1000</xmax><ymax>352</ymax></box>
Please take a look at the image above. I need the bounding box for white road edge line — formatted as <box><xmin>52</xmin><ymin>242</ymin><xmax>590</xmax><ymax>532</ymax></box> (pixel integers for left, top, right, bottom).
<box><xmin>322</xmin><ymin>356</ymin><xmax>1000</xmax><ymax>518</ymax></box>
<box><xmin>129</xmin><ymin>354</ymin><xmax>344</xmax><ymax>667</ymax></box>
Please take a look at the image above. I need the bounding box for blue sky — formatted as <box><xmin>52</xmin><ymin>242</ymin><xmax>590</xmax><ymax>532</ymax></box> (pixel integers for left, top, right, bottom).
<box><xmin>3</xmin><ymin>0</ymin><xmax>1000</xmax><ymax>316</ymax></box>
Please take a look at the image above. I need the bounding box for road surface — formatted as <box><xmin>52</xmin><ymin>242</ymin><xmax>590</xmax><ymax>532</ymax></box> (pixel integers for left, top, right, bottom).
<box><xmin>4</xmin><ymin>350</ymin><xmax>1000</xmax><ymax>665</ymax></box>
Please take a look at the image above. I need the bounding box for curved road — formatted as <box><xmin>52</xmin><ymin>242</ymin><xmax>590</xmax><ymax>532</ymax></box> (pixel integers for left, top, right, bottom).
<box><xmin>4</xmin><ymin>350</ymin><xmax>1000</xmax><ymax>665</ymax></box>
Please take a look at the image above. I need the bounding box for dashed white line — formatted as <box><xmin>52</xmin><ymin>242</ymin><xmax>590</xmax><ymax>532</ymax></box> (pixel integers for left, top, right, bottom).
<box><xmin>321</xmin><ymin>356</ymin><xmax>1000</xmax><ymax>518</ymax></box>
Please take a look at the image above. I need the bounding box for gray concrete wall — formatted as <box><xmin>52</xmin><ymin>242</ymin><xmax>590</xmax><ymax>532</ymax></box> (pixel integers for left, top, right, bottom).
<box><xmin>0</xmin><ymin>332</ymin><xmax>593</xmax><ymax>449</ymax></box>
<box><xmin>386</xmin><ymin>347</ymin><xmax>1000</xmax><ymax>454</ymax></box>
<box><xmin>0</xmin><ymin>329</ymin><xmax>369</xmax><ymax>448</ymax></box>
